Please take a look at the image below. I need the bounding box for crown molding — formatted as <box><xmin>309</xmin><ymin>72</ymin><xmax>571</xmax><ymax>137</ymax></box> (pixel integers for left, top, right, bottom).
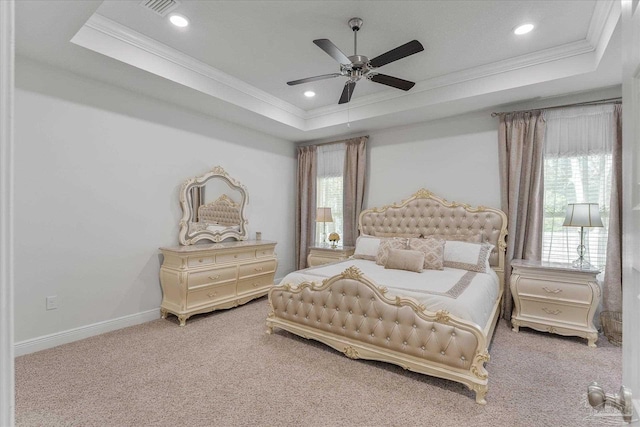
<box><xmin>72</xmin><ymin>6</ymin><xmax>619</xmax><ymax>131</ymax></box>
<box><xmin>73</xmin><ymin>14</ymin><xmax>308</xmax><ymax>123</ymax></box>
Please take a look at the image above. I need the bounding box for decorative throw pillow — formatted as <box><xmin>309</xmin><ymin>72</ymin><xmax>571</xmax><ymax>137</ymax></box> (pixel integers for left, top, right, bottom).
<box><xmin>384</xmin><ymin>248</ymin><xmax>425</xmax><ymax>273</ymax></box>
<box><xmin>443</xmin><ymin>241</ymin><xmax>494</xmax><ymax>273</ymax></box>
<box><xmin>353</xmin><ymin>235</ymin><xmax>381</xmax><ymax>261</ymax></box>
<box><xmin>374</xmin><ymin>231</ymin><xmax>421</xmax><ymax>238</ymax></box>
<box><xmin>408</xmin><ymin>237</ymin><xmax>444</xmax><ymax>270</ymax></box>
<box><xmin>375</xmin><ymin>238</ymin><xmax>408</xmax><ymax>266</ymax></box>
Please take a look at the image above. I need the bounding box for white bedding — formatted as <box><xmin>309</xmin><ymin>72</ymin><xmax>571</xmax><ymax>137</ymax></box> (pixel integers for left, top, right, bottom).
<box><xmin>277</xmin><ymin>259</ymin><xmax>499</xmax><ymax>329</ymax></box>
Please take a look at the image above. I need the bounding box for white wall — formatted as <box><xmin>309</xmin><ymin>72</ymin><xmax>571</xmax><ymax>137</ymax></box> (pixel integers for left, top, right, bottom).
<box><xmin>14</xmin><ymin>58</ymin><xmax>296</xmax><ymax>346</ymax></box>
<box><xmin>365</xmin><ymin>113</ymin><xmax>500</xmax><ymax>209</ymax></box>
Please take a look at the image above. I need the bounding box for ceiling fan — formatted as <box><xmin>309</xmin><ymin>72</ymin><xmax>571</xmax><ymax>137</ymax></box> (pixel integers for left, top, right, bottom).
<box><xmin>287</xmin><ymin>17</ymin><xmax>424</xmax><ymax>104</ymax></box>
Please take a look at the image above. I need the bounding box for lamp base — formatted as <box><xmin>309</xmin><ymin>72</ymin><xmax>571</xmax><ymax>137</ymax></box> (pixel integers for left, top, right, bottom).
<box><xmin>572</xmin><ymin>257</ymin><xmax>593</xmax><ymax>269</ymax></box>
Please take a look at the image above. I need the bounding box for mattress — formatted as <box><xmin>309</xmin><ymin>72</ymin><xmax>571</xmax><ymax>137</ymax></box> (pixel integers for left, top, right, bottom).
<box><xmin>278</xmin><ymin>259</ymin><xmax>499</xmax><ymax>329</ymax></box>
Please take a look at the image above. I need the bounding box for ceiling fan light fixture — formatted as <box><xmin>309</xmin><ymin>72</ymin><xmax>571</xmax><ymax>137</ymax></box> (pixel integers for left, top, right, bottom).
<box><xmin>514</xmin><ymin>23</ymin><xmax>534</xmax><ymax>35</ymax></box>
<box><xmin>304</xmin><ymin>91</ymin><xmax>316</xmax><ymax>98</ymax></box>
<box><xmin>169</xmin><ymin>14</ymin><xmax>189</xmax><ymax>28</ymax></box>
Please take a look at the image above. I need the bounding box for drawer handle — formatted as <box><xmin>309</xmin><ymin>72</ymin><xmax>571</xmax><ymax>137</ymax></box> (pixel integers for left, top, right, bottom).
<box><xmin>234</xmin><ymin>255</ymin><xmax>238</xmax><ymax>259</ymax></box>
<box><xmin>542</xmin><ymin>287</ymin><xmax>562</xmax><ymax>294</ymax></box>
<box><xmin>208</xmin><ymin>275</ymin><xmax>221</xmax><ymax>281</ymax></box>
<box><xmin>253</xmin><ymin>283</ymin><xmax>260</xmax><ymax>287</ymax></box>
<box><xmin>254</xmin><ymin>267</ymin><xmax>264</xmax><ymax>272</ymax></box>
<box><xmin>542</xmin><ymin>307</ymin><xmax>562</xmax><ymax>315</ymax></box>
<box><xmin>198</xmin><ymin>259</ymin><xmax>204</xmax><ymax>263</ymax></box>
<box><xmin>207</xmin><ymin>292</ymin><xmax>217</xmax><ymax>298</ymax></box>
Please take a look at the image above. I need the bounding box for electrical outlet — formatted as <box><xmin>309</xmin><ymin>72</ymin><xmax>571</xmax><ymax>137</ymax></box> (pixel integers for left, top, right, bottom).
<box><xmin>46</xmin><ymin>296</ymin><xmax>58</xmax><ymax>310</ymax></box>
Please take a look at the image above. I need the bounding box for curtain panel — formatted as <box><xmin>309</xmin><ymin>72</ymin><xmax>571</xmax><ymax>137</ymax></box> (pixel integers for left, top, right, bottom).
<box><xmin>295</xmin><ymin>146</ymin><xmax>317</xmax><ymax>270</ymax></box>
<box><xmin>343</xmin><ymin>136</ymin><xmax>368</xmax><ymax>246</ymax></box>
<box><xmin>604</xmin><ymin>105</ymin><xmax>622</xmax><ymax>312</ymax></box>
<box><xmin>498</xmin><ymin>111</ymin><xmax>546</xmax><ymax>321</ymax></box>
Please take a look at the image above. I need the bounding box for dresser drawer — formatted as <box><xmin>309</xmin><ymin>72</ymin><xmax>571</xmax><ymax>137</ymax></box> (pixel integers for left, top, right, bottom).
<box><xmin>515</xmin><ymin>276</ymin><xmax>592</xmax><ymax>302</ymax></box>
<box><xmin>239</xmin><ymin>259</ymin><xmax>277</xmax><ymax>279</ymax></box>
<box><xmin>256</xmin><ymin>247</ymin><xmax>275</xmax><ymax>258</ymax></box>
<box><xmin>187</xmin><ymin>283</ymin><xmax>236</xmax><ymax>309</ymax></box>
<box><xmin>187</xmin><ymin>255</ymin><xmax>215</xmax><ymax>268</ymax></box>
<box><xmin>520</xmin><ymin>299</ymin><xmax>590</xmax><ymax>326</ymax></box>
<box><xmin>216</xmin><ymin>250</ymin><xmax>254</xmax><ymax>264</ymax></box>
<box><xmin>237</xmin><ymin>274</ymin><xmax>274</xmax><ymax>295</ymax></box>
<box><xmin>188</xmin><ymin>266</ymin><xmax>237</xmax><ymax>289</ymax></box>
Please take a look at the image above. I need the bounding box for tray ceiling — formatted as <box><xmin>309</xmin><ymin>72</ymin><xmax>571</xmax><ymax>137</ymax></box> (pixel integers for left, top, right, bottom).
<box><xmin>16</xmin><ymin>1</ymin><xmax>621</xmax><ymax>141</ymax></box>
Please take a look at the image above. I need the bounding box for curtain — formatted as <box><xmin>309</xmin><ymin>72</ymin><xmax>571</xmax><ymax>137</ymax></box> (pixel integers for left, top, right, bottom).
<box><xmin>316</xmin><ymin>143</ymin><xmax>346</xmax><ymax>244</ymax></box>
<box><xmin>343</xmin><ymin>136</ymin><xmax>368</xmax><ymax>246</ymax></box>
<box><xmin>542</xmin><ymin>104</ymin><xmax>621</xmax><ymax>313</ymax></box>
<box><xmin>604</xmin><ymin>105</ymin><xmax>622</xmax><ymax>312</ymax></box>
<box><xmin>498</xmin><ymin>111</ymin><xmax>546</xmax><ymax>320</ymax></box>
<box><xmin>296</xmin><ymin>146</ymin><xmax>317</xmax><ymax>270</ymax></box>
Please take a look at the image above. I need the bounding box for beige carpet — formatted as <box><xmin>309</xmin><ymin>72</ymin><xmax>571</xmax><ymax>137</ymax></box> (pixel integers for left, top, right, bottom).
<box><xmin>16</xmin><ymin>297</ymin><xmax>622</xmax><ymax>426</ymax></box>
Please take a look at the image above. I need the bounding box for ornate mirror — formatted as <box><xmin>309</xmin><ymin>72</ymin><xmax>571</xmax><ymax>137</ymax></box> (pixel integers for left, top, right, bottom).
<box><xmin>178</xmin><ymin>166</ymin><xmax>249</xmax><ymax>245</ymax></box>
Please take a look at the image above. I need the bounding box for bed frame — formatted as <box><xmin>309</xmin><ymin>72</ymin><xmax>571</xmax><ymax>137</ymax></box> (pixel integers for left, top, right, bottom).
<box><xmin>266</xmin><ymin>189</ymin><xmax>507</xmax><ymax>404</ymax></box>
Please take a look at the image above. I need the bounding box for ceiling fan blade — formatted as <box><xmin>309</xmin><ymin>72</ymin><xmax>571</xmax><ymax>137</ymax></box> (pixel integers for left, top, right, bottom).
<box><xmin>338</xmin><ymin>81</ymin><xmax>356</xmax><ymax>104</ymax></box>
<box><xmin>287</xmin><ymin>73</ymin><xmax>341</xmax><ymax>86</ymax></box>
<box><xmin>369</xmin><ymin>74</ymin><xmax>415</xmax><ymax>91</ymax></box>
<box><xmin>313</xmin><ymin>39</ymin><xmax>351</xmax><ymax>64</ymax></box>
<box><xmin>369</xmin><ymin>40</ymin><xmax>424</xmax><ymax>68</ymax></box>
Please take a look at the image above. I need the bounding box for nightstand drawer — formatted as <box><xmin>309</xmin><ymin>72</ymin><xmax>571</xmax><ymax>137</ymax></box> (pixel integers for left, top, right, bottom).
<box><xmin>520</xmin><ymin>299</ymin><xmax>590</xmax><ymax>326</ymax></box>
<box><xmin>515</xmin><ymin>277</ymin><xmax>592</xmax><ymax>302</ymax></box>
<box><xmin>187</xmin><ymin>283</ymin><xmax>236</xmax><ymax>309</ymax></box>
<box><xmin>188</xmin><ymin>266</ymin><xmax>237</xmax><ymax>288</ymax></box>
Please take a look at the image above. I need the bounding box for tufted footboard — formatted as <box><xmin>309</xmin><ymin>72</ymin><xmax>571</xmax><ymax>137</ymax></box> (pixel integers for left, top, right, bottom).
<box><xmin>266</xmin><ymin>266</ymin><xmax>494</xmax><ymax>404</ymax></box>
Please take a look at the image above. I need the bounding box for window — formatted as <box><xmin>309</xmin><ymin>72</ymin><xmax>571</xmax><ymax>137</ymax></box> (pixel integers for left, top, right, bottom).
<box><xmin>315</xmin><ymin>143</ymin><xmax>345</xmax><ymax>244</ymax></box>
<box><xmin>541</xmin><ymin>106</ymin><xmax>615</xmax><ymax>270</ymax></box>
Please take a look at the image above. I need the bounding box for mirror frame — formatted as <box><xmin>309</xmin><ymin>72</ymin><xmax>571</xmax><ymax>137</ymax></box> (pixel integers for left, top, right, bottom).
<box><xmin>178</xmin><ymin>166</ymin><xmax>249</xmax><ymax>245</ymax></box>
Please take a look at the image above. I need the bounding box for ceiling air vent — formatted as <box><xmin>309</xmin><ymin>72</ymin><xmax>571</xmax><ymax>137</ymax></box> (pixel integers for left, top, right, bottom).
<box><xmin>139</xmin><ymin>0</ymin><xmax>180</xmax><ymax>17</ymax></box>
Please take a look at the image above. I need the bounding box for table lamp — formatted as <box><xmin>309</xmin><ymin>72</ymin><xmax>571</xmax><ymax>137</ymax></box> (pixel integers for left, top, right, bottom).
<box><xmin>316</xmin><ymin>207</ymin><xmax>333</xmax><ymax>245</ymax></box>
<box><xmin>562</xmin><ymin>203</ymin><xmax>603</xmax><ymax>268</ymax></box>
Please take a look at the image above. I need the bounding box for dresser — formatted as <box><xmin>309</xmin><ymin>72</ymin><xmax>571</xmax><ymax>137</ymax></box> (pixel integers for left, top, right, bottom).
<box><xmin>159</xmin><ymin>240</ymin><xmax>277</xmax><ymax>326</ymax></box>
<box><xmin>510</xmin><ymin>259</ymin><xmax>601</xmax><ymax>347</ymax></box>
<box><xmin>307</xmin><ymin>244</ymin><xmax>355</xmax><ymax>267</ymax></box>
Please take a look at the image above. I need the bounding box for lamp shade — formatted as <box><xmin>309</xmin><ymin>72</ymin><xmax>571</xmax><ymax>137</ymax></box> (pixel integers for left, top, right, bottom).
<box><xmin>562</xmin><ymin>203</ymin><xmax>604</xmax><ymax>227</ymax></box>
<box><xmin>316</xmin><ymin>207</ymin><xmax>334</xmax><ymax>223</ymax></box>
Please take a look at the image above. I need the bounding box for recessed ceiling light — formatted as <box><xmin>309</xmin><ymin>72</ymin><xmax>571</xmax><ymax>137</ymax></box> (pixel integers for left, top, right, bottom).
<box><xmin>304</xmin><ymin>91</ymin><xmax>316</xmax><ymax>98</ymax></box>
<box><xmin>514</xmin><ymin>23</ymin><xmax>534</xmax><ymax>35</ymax></box>
<box><xmin>169</xmin><ymin>14</ymin><xmax>189</xmax><ymax>28</ymax></box>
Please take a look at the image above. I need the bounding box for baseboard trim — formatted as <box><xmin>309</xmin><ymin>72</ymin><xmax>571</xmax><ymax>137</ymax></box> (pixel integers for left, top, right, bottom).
<box><xmin>14</xmin><ymin>308</ymin><xmax>161</xmax><ymax>356</ymax></box>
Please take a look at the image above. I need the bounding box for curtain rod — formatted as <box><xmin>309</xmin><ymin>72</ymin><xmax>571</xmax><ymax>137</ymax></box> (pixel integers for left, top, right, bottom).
<box><xmin>298</xmin><ymin>135</ymin><xmax>369</xmax><ymax>148</ymax></box>
<box><xmin>491</xmin><ymin>97</ymin><xmax>622</xmax><ymax>117</ymax></box>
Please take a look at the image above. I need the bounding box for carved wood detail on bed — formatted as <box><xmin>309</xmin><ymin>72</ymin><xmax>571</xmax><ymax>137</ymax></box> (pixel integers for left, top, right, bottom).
<box><xmin>266</xmin><ymin>266</ymin><xmax>491</xmax><ymax>404</ymax></box>
<box><xmin>267</xmin><ymin>189</ymin><xmax>506</xmax><ymax>404</ymax></box>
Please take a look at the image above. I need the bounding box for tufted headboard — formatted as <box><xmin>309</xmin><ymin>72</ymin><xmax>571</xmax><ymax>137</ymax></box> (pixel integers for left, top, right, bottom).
<box><xmin>359</xmin><ymin>189</ymin><xmax>508</xmax><ymax>285</ymax></box>
<box><xmin>198</xmin><ymin>194</ymin><xmax>242</xmax><ymax>226</ymax></box>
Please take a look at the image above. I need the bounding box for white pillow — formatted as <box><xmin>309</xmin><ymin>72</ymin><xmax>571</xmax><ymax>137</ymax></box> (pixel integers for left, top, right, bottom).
<box><xmin>443</xmin><ymin>241</ymin><xmax>494</xmax><ymax>273</ymax></box>
<box><xmin>353</xmin><ymin>235</ymin><xmax>381</xmax><ymax>261</ymax></box>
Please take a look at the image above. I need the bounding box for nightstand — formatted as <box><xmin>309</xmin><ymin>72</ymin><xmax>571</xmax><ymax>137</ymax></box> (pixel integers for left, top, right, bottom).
<box><xmin>307</xmin><ymin>244</ymin><xmax>355</xmax><ymax>267</ymax></box>
<box><xmin>510</xmin><ymin>259</ymin><xmax>601</xmax><ymax>347</ymax></box>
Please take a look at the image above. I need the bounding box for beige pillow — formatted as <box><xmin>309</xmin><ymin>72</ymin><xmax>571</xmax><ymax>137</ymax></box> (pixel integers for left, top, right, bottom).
<box><xmin>374</xmin><ymin>231</ymin><xmax>421</xmax><ymax>238</ymax></box>
<box><xmin>375</xmin><ymin>238</ymin><xmax>408</xmax><ymax>266</ymax></box>
<box><xmin>408</xmin><ymin>237</ymin><xmax>444</xmax><ymax>270</ymax></box>
<box><xmin>384</xmin><ymin>249</ymin><xmax>425</xmax><ymax>273</ymax></box>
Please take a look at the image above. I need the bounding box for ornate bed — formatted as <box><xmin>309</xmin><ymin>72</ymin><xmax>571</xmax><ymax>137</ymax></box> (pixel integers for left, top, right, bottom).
<box><xmin>266</xmin><ymin>189</ymin><xmax>507</xmax><ymax>404</ymax></box>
